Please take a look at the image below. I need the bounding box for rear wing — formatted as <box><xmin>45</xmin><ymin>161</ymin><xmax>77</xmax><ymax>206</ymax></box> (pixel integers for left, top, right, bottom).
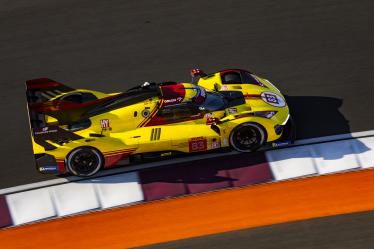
<box><xmin>26</xmin><ymin>78</ymin><xmax>75</xmax><ymax>128</ymax></box>
<box><xmin>25</xmin><ymin>78</ymin><xmax>85</xmax><ymax>152</ymax></box>
<box><xmin>26</xmin><ymin>78</ymin><xmax>75</xmax><ymax>104</ymax></box>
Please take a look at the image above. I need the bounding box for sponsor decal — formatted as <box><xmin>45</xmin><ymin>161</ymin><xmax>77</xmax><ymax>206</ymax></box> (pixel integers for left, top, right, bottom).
<box><xmin>163</xmin><ymin>97</ymin><xmax>183</xmax><ymax>105</ymax></box>
<box><xmin>39</xmin><ymin>166</ymin><xmax>58</xmax><ymax>171</ymax></box>
<box><xmin>260</xmin><ymin>92</ymin><xmax>286</xmax><ymax>107</ymax></box>
<box><xmin>228</xmin><ymin>107</ymin><xmax>237</xmax><ymax>114</ymax></box>
<box><xmin>272</xmin><ymin>140</ymin><xmax>292</xmax><ymax>147</ymax></box>
<box><xmin>34</xmin><ymin>127</ymin><xmax>58</xmax><ymax>135</ymax></box>
<box><xmin>189</xmin><ymin>137</ymin><xmax>207</xmax><ymax>152</ymax></box>
<box><xmin>206</xmin><ymin>117</ymin><xmax>218</xmax><ymax>125</ymax></box>
<box><xmin>212</xmin><ymin>140</ymin><xmax>221</xmax><ymax>149</ymax></box>
<box><xmin>142</xmin><ymin>109</ymin><xmax>150</xmax><ymax>117</ymax></box>
<box><xmin>205</xmin><ymin>113</ymin><xmax>219</xmax><ymax>125</ymax></box>
<box><xmin>100</xmin><ymin>119</ymin><xmax>110</xmax><ymax>129</ymax></box>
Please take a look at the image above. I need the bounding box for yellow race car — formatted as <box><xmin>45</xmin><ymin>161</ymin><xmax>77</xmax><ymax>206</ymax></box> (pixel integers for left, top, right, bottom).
<box><xmin>26</xmin><ymin>71</ymin><xmax>293</xmax><ymax>177</ymax></box>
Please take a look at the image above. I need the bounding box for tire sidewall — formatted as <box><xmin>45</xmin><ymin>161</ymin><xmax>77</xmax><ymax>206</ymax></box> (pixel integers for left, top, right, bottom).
<box><xmin>229</xmin><ymin>123</ymin><xmax>266</xmax><ymax>152</ymax></box>
<box><xmin>66</xmin><ymin>147</ymin><xmax>103</xmax><ymax>176</ymax></box>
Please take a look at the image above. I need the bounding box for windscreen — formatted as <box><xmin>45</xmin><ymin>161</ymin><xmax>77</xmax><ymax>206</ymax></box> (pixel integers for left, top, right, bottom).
<box><xmin>198</xmin><ymin>91</ymin><xmax>227</xmax><ymax>111</ymax></box>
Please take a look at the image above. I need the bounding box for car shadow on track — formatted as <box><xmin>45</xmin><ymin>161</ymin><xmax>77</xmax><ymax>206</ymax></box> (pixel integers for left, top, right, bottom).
<box><xmin>285</xmin><ymin>95</ymin><xmax>350</xmax><ymax>139</ymax></box>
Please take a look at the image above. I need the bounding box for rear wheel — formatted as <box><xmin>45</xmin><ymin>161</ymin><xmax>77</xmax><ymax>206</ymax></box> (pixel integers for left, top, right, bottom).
<box><xmin>229</xmin><ymin>123</ymin><xmax>266</xmax><ymax>152</ymax></box>
<box><xmin>66</xmin><ymin>147</ymin><xmax>103</xmax><ymax>176</ymax></box>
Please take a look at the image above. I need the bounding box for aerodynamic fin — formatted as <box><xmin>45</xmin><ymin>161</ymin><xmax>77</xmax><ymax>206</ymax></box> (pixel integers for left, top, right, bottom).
<box><xmin>26</xmin><ymin>78</ymin><xmax>158</xmax><ymax>128</ymax></box>
<box><xmin>25</xmin><ymin>79</ymin><xmax>84</xmax><ymax>152</ymax></box>
<box><xmin>26</xmin><ymin>78</ymin><xmax>78</xmax><ymax>128</ymax></box>
<box><xmin>26</xmin><ymin>78</ymin><xmax>75</xmax><ymax>103</ymax></box>
<box><xmin>26</xmin><ymin>78</ymin><xmax>84</xmax><ymax>127</ymax></box>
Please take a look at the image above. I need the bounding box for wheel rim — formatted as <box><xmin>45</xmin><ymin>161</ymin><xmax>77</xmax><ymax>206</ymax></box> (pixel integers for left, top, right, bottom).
<box><xmin>231</xmin><ymin>124</ymin><xmax>264</xmax><ymax>152</ymax></box>
<box><xmin>68</xmin><ymin>148</ymin><xmax>102</xmax><ymax>176</ymax></box>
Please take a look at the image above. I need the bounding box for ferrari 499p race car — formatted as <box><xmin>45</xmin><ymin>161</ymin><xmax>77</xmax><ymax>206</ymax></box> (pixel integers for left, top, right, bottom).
<box><xmin>26</xmin><ymin>69</ymin><xmax>294</xmax><ymax>177</ymax></box>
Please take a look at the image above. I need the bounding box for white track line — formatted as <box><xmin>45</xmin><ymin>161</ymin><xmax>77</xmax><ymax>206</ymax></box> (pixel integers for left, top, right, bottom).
<box><xmin>1</xmin><ymin>130</ymin><xmax>374</xmax><ymax>195</ymax></box>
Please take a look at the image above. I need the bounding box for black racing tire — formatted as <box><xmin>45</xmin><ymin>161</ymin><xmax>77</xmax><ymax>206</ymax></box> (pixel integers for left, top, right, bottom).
<box><xmin>229</xmin><ymin>123</ymin><xmax>266</xmax><ymax>152</ymax></box>
<box><xmin>66</xmin><ymin>147</ymin><xmax>103</xmax><ymax>177</ymax></box>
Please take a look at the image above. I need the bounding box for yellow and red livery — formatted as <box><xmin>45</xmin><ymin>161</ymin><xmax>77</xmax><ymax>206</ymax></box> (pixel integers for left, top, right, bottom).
<box><xmin>26</xmin><ymin>69</ymin><xmax>293</xmax><ymax>177</ymax></box>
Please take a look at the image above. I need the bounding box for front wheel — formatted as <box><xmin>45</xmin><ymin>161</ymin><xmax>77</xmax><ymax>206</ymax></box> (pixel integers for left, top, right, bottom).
<box><xmin>229</xmin><ymin>123</ymin><xmax>266</xmax><ymax>152</ymax></box>
<box><xmin>66</xmin><ymin>147</ymin><xmax>103</xmax><ymax>176</ymax></box>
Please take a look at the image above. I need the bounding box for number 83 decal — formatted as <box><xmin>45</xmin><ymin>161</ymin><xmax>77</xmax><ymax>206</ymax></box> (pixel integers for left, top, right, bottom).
<box><xmin>189</xmin><ymin>137</ymin><xmax>207</xmax><ymax>152</ymax></box>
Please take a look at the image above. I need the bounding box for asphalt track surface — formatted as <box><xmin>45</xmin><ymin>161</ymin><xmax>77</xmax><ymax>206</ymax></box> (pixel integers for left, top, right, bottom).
<box><xmin>139</xmin><ymin>211</ymin><xmax>374</xmax><ymax>249</ymax></box>
<box><xmin>0</xmin><ymin>0</ymin><xmax>373</xmax><ymax>247</ymax></box>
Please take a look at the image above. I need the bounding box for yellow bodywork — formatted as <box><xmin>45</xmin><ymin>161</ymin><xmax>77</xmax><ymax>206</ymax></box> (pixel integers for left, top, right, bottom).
<box><xmin>28</xmin><ymin>72</ymin><xmax>290</xmax><ymax>175</ymax></box>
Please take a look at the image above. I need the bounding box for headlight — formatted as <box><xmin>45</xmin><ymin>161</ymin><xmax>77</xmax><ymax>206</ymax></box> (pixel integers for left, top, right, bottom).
<box><xmin>253</xmin><ymin>111</ymin><xmax>277</xmax><ymax>119</ymax></box>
